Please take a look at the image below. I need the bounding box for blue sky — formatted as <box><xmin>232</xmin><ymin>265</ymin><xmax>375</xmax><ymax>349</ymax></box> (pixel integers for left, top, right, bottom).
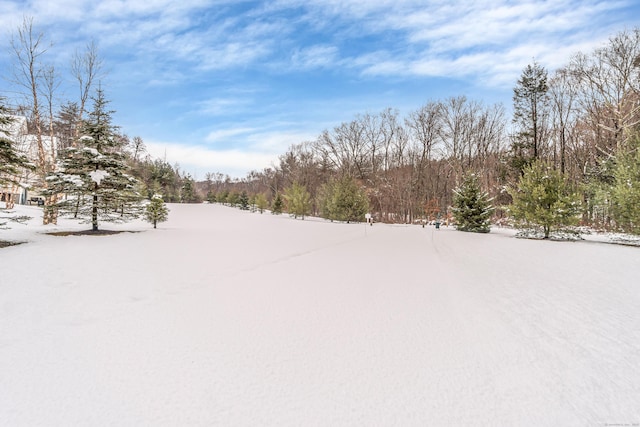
<box><xmin>1</xmin><ymin>0</ymin><xmax>639</xmax><ymax>178</ymax></box>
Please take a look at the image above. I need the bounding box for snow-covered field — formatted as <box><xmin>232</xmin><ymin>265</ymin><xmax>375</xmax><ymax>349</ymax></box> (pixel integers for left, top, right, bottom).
<box><xmin>1</xmin><ymin>203</ymin><xmax>639</xmax><ymax>426</ymax></box>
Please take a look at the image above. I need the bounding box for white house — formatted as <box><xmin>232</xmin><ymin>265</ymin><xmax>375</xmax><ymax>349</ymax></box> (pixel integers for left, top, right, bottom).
<box><xmin>1</xmin><ymin>115</ymin><xmax>58</xmax><ymax>206</ymax></box>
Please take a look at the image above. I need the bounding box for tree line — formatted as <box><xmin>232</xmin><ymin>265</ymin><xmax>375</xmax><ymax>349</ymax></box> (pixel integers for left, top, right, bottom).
<box><xmin>206</xmin><ymin>27</ymin><xmax>640</xmax><ymax>234</ymax></box>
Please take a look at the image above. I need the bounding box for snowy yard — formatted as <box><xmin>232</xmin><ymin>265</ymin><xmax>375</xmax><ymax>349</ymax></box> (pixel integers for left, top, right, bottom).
<box><xmin>1</xmin><ymin>203</ymin><xmax>639</xmax><ymax>426</ymax></box>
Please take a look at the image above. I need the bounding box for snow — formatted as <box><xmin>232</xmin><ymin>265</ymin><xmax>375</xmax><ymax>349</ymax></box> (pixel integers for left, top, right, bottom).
<box><xmin>89</xmin><ymin>169</ymin><xmax>109</xmax><ymax>185</ymax></box>
<box><xmin>1</xmin><ymin>203</ymin><xmax>639</xmax><ymax>426</ymax></box>
<box><xmin>82</xmin><ymin>146</ymin><xmax>99</xmax><ymax>156</ymax></box>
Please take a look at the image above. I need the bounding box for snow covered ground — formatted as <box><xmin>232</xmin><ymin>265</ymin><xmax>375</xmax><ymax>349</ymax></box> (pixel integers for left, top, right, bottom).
<box><xmin>1</xmin><ymin>203</ymin><xmax>639</xmax><ymax>426</ymax></box>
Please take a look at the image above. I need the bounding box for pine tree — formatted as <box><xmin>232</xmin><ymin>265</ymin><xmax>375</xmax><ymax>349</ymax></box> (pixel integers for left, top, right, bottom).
<box><xmin>180</xmin><ymin>174</ymin><xmax>200</xmax><ymax>203</ymax></box>
<box><xmin>451</xmin><ymin>173</ymin><xmax>494</xmax><ymax>233</ymax></box>
<box><xmin>511</xmin><ymin>62</ymin><xmax>550</xmax><ymax>174</ymax></box>
<box><xmin>284</xmin><ymin>182</ymin><xmax>312</xmax><ymax>219</ymax></box>
<box><xmin>271</xmin><ymin>193</ymin><xmax>283</xmax><ymax>215</ymax></box>
<box><xmin>227</xmin><ymin>191</ymin><xmax>239</xmax><ymax>207</ymax></box>
<box><xmin>255</xmin><ymin>193</ymin><xmax>268</xmax><ymax>213</ymax></box>
<box><xmin>144</xmin><ymin>194</ymin><xmax>169</xmax><ymax>228</ymax></box>
<box><xmin>611</xmin><ymin>133</ymin><xmax>640</xmax><ymax>233</ymax></box>
<box><xmin>508</xmin><ymin>160</ymin><xmax>580</xmax><ymax>238</ymax></box>
<box><xmin>45</xmin><ymin>88</ymin><xmax>141</xmax><ymax>231</ymax></box>
<box><xmin>217</xmin><ymin>190</ymin><xmax>228</xmax><ymax>205</ymax></box>
<box><xmin>318</xmin><ymin>176</ymin><xmax>369</xmax><ymax>223</ymax></box>
<box><xmin>146</xmin><ymin>159</ymin><xmax>181</xmax><ymax>202</ymax></box>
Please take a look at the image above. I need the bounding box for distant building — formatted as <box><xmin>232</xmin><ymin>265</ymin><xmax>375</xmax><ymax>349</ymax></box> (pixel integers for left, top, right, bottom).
<box><xmin>1</xmin><ymin>114</ymin><xmax>58</xmax><ymax>205</ymax></box>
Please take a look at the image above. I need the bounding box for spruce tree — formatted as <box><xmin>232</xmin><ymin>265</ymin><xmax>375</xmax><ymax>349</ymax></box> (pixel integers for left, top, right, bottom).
<box><xmin>238</xmin><ymin>191</ymin><xmax>249</xmax><ymax>210</ymax></box>
<box><xmin>271</xmin><ymin>193</ymin><xmax>283</xmax><ymax>215</ymax></box>
<box><xmin>508</xmin><ymin>160</ymin><xmax>580</xmax><ymax>238</ymax></box>
<box><xmin>451</xmin><ymin>173</ymin><xmax>494</xmax><ymax>233</ymax></box>
<box><xmin>1</xmin><ymin>102</ymin><xmax>31</xmax><ymax>191</ymax></box>
<box><xmin>144</xmin><ymin>194</ymin><xmax>169</xmax><ymax>228</ymax></box>
<box><xmin>45</xmin><ymin>88</ymin><xmax>141</xmax><ymax>231</ymax></box>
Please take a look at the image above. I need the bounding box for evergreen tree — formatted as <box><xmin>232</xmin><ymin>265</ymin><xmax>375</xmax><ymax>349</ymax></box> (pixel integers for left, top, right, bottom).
<box><xmin>451</xmin><ymin>173</ymin><xmax>494</xmax><ymax>233</ymax></box>
<box><xmin>611</xmin><ymin>133</ymin><xmax>640</xmax><ymax>233</ymax></box>
<box><xmin>53</xmin><ymin>101</ymin><xmax>80</xmax><ymax>151</ymax></box>
<box><xmin>45</xmin><ymin>88</ymin><xmax>141</xmax><ymax>231</ymax></box>
<box><xmin>511</xmin><ymin>62</ymin><xmax>550</xmax><ymax>174</ymax></box>
<box><xmin>238</xmin><ymin>191</ymin><xmax>249</xmax><ymax>210</ymax></box>
<box><xmin>255</xmin><ymin>193</ymin><xmax>268</xmax><ymax>213</ymax></box>
<box><xmin>271</xmin><ymin>192</ymin><xmax>283</xmax><ymax>215</ymax></box>
<box><xmin>144</xmin><ymin>194</ymin><xmax>169</xmax><ymax>228</ymax></box>
<box><xmin>217</xmin><ymin>190</ymin><xmax>229</xmax><ymax>205</ymax></box>
<box><xmin>1</xmin><ymin>101</ymin><xmax>31</xmax><ymax>189</ymax></box>
<box><xmin>284</xmin><ymin>182</ymin><xmax>312</xmax><ymax>219</ymax></box>
<box><xmin>319</xmin><ymin>176</ymin><xmax>369</xmax><ymax>223</ymax></box>
<box><xmin>508</xmin><ymin>160</ymin><xmax>580</xmax><ymax>238</ymax></box>
<box><xmin>227</xmin><ymin>191</ymin><xmax>239</xmax><ymax>207</ymax></box>
<box><xmin>180</xmin><ymin>174</ymin><xmax>200</xmax><ymax>203</ymax></box>
<box><xmin>147</xmin><ymin>159</ymin><xmax>181</xmax><ymax>202</ymax></box>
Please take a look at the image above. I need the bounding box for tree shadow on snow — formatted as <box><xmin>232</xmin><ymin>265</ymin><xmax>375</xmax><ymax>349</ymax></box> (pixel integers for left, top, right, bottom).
<box><xmin>0</xmin><ymin>240</ymin><xmax>24</xmax><ymax>248</ymax></box>
<box><xmin>46</xmin><ymin>230</ymin><xmax>141</xmax><ymax>237</ymax></box>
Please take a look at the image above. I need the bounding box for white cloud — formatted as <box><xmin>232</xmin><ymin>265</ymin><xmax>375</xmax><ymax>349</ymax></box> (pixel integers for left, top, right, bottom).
<box><xmin>144</xmin><ymin>140</ymin><xmax>280</xmax><ymax>178</ymax></box>
<box><xmin>145</xmin><ymin>128</ymin><xmax>317</xmax><ymax>178</ymax></box>
<box><xmin>198</xmin><ymin>97</ymin><xmax>254</xmax><ymax>116</ymax></box>
<box><xmin>244</xmin><ymin>130</ymin><xmax>317</xmax><ymax>152</ymax></box>
<box><xmin>6</xmin><ymin>0</ymin><xmax>632</xmax><ymax>89</ymax></box>
<box><xmin>291</xmin><ymin>45</ymin><xmax>339</xmax><ymax>70</ymax></box>
<box><xmin>205</xmin><ymin>127</ymin><xmax>257</xmax><ymax>143</ymax></box>
<box><xmin>283</xmin><ymin>0</ymin><xmax>637</xmax><ymax>86</ymax></box>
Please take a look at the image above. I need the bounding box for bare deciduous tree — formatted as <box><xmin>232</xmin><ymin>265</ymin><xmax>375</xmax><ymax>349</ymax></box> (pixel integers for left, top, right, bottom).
<box><xmin>71</xmin><ymin>40</ymin><xmax>103</xmax><ymax>141</ymax></box>
<box><xmin>569</xmin><ymin>28</ymin><xmax>640</xmax><ymax>152</ymax></box>
<box><xmin>10</xmin><ymin>17</ymin><xmax>49</xmax><ymax>176</ymax></box>
<box><xmin>40</xmin><ymin>64</ymin><xmax>61</xmax><ymax>223</ymax></box>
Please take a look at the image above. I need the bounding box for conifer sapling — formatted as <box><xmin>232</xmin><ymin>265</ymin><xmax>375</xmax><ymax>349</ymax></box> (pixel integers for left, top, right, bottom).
<box><xmin>451</xmin><ymin>173</ymin><xmax>494</xmax><ymax>233</ymax></box>
<box><xmin>144</xmin><ymin>194</ymin><xmax>169</xmax><ymax>228</ymax></box>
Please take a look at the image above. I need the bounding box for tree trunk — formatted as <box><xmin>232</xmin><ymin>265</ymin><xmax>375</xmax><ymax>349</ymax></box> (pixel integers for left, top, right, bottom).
<box><xmin>92</xmin><ymin>192</ymin><xmax>98</xmax><ymax>231</ymax></box>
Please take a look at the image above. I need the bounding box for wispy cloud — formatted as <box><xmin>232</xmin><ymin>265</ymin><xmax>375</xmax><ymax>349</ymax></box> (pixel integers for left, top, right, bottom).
<box><xmin>1</xmin><ymin>0</ymin><xmax>637</xmax><ymax>178</ymax></box>
<box><xmin>6</xmin><ymin>0</ymin><xmax>632</xmax><ymax>87</ymax></box>
<box><xmin>150</xmin><ymin>122</ymin><xmax>322</xmax><ymax>176</ymax></box>
<box><xmin>291</xmin><ymin>45</ymin><xmax>339</xmax><ymax>70</ymax></box>
<box><xmin>205</xmin><ymin>127</ymin><xmax>257</xmax><ymax>144</ymax></box>
<box><xmin>275</xmin><ymin>0</ymin><xmax>635</xmax><ymax>85</ymax></box>
<box><xmin>145</xmin><ymin>140</ymin><xmax>279</xmax><ymax>178</ymax></box>
<box><xmin>244</xmin><ymin>130</ymin><xmax>317</xmax><ymax>152</ymax></box>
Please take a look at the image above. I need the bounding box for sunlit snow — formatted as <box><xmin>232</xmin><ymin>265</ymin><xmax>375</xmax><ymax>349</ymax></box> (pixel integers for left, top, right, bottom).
<box><xmin>1</xmin><ymin>203</ymin><xmax>638</xmax><ymax>426</ymax></box>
